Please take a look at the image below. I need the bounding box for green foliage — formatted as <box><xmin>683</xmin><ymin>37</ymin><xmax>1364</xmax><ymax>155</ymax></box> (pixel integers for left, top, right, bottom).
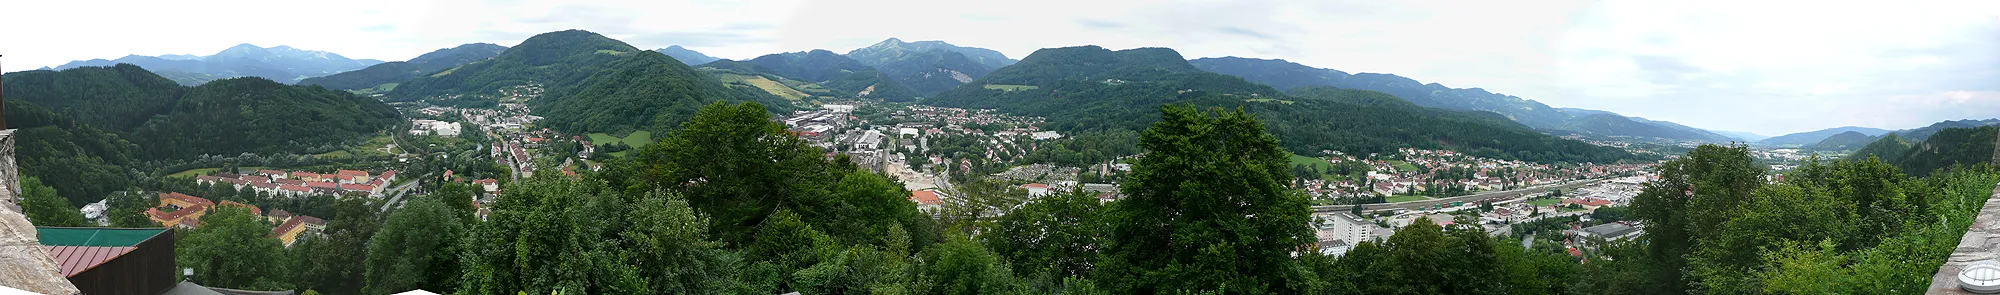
<box><xmin>1095</xmin><ymin>105</ymin><xmax>1315</xmax><ymax>294</ymax></box>
<box><xmin>295</xmin><ymin>197</ymin><xmax>381</xmax><ymax>295</ymax></box>
<box><xmin>180</xmin><ymin>206</ymin><xmax>287</xmax><ymax>289</ymax></box>
<box><xmin>365</xmin><ymin>197</ymin><xmax>466</xmax><ymax>294</ymax></box>
<box><xmin>20</xmin><ymin>177</ymin><xmax>87</xmax><ymax>227</ymax></box>
<box><xmin>457</xmin><ymin>176</ymin><xmax>737</xmax><ymax>295</ymax></box>
<box><xmin>984</xmin><ymin>189</ymin><xmax>1104</xmax><ymax>280</ymax></box>
<box><xmin>1808</xmin><ymin>131</ymin><xmax>1877</xmax><ymax>151</ymax></box>
<box><xmin>627</xmin><ymin>101</ymin><xmax>936</xmax><ymax>248</ymax></box>
<box><xmin>704</xmin><ymin>49</ymin><xmax>920</xmax><ymax>101</ymax></box>
<box><xmin>6</xmin><ymin>95</ymin><xmax>143</xmax><ymax>207</ymax></box>
<box><xmin>922</xmin><ymin>234</ymin><xmax>1024</xmax><ymax>294</ymax></box>
<box><xmin>1617</xmin><ymin>143</ymin><xmax>2000</xmax><ymax>293</ymax></box>
<box><xmin>1</xmin><ymin>64</ymin><xmax>183</xmax><ymax>131</ymax></box>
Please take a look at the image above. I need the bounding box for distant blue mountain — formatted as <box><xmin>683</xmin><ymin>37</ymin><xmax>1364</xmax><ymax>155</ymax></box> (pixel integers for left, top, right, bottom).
<box><xmin>51</xmin><ymin>44</ymin><xmax>381</xmax><ymax>85</ymax></box>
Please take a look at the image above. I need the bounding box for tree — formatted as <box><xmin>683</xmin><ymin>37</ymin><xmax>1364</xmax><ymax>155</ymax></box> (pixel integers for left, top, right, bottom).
<box><xmin>1095</xmin><ymin>105</ymin><xmax>1316</xmax><ymax>294</ymax></box>
<box><xmin>1629</xmin><ymin>144</ymin><xmax>1763</xmax><ymax>293</ymax></box>
<box><xmin>984</xmin><ymin>189</ymin><xmax>1104</xmax><ymax>281</ymax></box>
<box><xmin>105</xmin><ymin>192</ymin><xmax>158</xmax><ymax>228</ymax></box>
<box><xmin>299</xmin><ymin>197</ymin><xmax>381</xmax><ymax>294</ymax></box>
<box><xmin>923</xmin><ymin>234</ymin><xmax>1023</xmax><ymax>294</ymax></box>
<box><xmin>180</xmin><ymin>206</ymin><xmax>287</xmax><ymax>290</ymax></box>
<box><xmin>20</xmin><ymin>177</ymin><xmax>86</xmax><ymax>227</ymax></box>
<box><xmin>365</xmin><ymin>197</ymin><xmax>466</xmax><ymax>294</ymax></box>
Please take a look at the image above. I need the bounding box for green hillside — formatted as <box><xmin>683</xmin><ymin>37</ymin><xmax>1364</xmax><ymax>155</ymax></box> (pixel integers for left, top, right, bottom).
<box><xmin>1808</xmin><ymin>131</ymin><xmax>1876</xmax><ymax>151</ymax></box>
<box><xmin>389</xmin><ymin>30</ymin><xmax>784</xmax><ymax>135</ymax></box>
<box><xmin>926</xmin><ymin>46</ymin><xmax>1639</xmax><ymax>164</ymax></box>
<box><xmin>700</xmin><ymin>49</ymin><xmax>918</xmax><ymax>101</ymax></box>
<box><xmin>300</xmin><ymin>43</ymin><xmax>508</xmax><ymax>90</ymax></box>
<box><xmin>845</xmin><ymin>38</ymin><xmax>1007</xmax><ymax>95</ymax></box>
<box><xmin>132</xmin><ymin>77</ymin><xmax>400</xmax><ymax>159</ymax></box>
<box><xmin>0</xmin><ymin>64</ymin><xmax>184</xmax><ymax>132</ymax></box>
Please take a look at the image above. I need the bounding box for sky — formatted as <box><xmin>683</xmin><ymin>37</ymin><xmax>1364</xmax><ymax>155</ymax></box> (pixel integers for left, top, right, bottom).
<box><xmin>2</xmin><ymin>0</ymin><xmax>1995</xmax><ymax>136</ymax></box>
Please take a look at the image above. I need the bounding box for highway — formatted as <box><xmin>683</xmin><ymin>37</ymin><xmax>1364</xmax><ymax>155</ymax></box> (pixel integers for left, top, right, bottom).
<box><xmin>1311</xmin><ymin>178</ymin><xmax>1610</xmax><ymax>213</ymax></box>
<box><xmin>378</xmin><ymin>177</ymin><xmax>423</xmax><ymax>213</ymax></box>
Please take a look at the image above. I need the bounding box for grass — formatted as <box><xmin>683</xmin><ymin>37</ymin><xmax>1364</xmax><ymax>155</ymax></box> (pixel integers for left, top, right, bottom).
<box><xmin>587</xmin><ymin>131</ymin><xmax>656</xmax><ymax>157</ymax></box>
<box><xmin>167</xmin><ymin>166</ymin><xmax>271</xmax><ymax>178</ymax></box>
<box><xmin>316</xmin><ymin>150</ymin><xmax>354</xmax><ymax>159</ymax></box>
<box><xmin>721</xmin><ymin>74</ymin><xmax>810</xmax><ymax>101</ymax></box>
<box><xmin>431</xmin><ymin>66</ymin><xmax>458</xmax><ymax>77</ymax></box>
<box><xmin>1388</xmin><ymin>160</ymin><xmax>1419</xmax><ymax>172</ymax></box>
<box><xmin>594</xmin><ymin>49</ymin><xmax>628</xmax><ymax>55</ymax></box>
<box><xmin>983</xmin><ymin>84</ymin><xmax>1040</xmax><ymax>91</ymax></box>
<box><xmin>1385</xmin><ymin>195</ymin><xmax>1430</xmax><ymax>203</ymax></box>
<box><xmin>167</xmin><ymin>168</ymin><xmax>221</xmax><ymax>179</ymax></box>
<box><xmin>1528</xmin><ymin>198</ymin><xmax>1562</xmax><ymax>207</ymax></box>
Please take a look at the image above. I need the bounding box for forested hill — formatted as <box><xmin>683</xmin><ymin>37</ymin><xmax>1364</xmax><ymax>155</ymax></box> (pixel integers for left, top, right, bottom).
<box><xmin>927</xmin><ymin>46</ymin><xmax>1639</xmax><ymax>164</ymax></box>
<box><xmin>299</xmin><ymin>43</ymin><xmax>508</xmax><ymax>90</ymax></box>
<box><xmin>389</xmin><ymin>30</ymin><xmax>783</xmax><ymax>136</ymax></box>
<box><xmin>132</xmin><ymin>77</ymin><xmax>400</xmax><ymax>159</ymax></box>
<box><xmin>844</xmin><ymin>38</ymin><xmax>1013</xmax><ymax>95</ymax></box>
<box><xmin>1848</xmin><ymin>126</ymin><xmax>1999</xmax><ymax>176</ymax></box>
<box><xmin>3</xmin><ymin>65</ymin><xmax>399</xmax><ymax>205</ymax></box>
<box><xmin>1895</xmin><ymin>119</ymin><xmax>2000</xmax><ymax>141</ymax></box>
<box><xmin>1759</xmin><ymin>126</ymin><xmax>1894</xmax><ymax>146</ymax></box>
<box><xmin>1191</xmin><ymin>57</ymin><xmax>1738</xmax><ymax>142</ymax></box>
<box><xmin>0</xmin><ymin>64</ymin><xmax>184</xmax><ymax>131</ymax></box>
<box><xmin>700</xmin><ymin>49</ymin><xmax>919</xmax><ymax>101</ymax></box>
<box><xmin>1191</xmin><ymin>57</ymin><xmax>1572</xmax><ymax>129</ymax></box>
<box><xmin>1808</xmin><ymin>131</ymin><xmax>1876</xmax><ymax>151</ymax></box>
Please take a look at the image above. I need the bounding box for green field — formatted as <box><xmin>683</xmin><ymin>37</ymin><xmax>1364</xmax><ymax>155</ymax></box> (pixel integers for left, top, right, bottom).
<box><xmin>588</xmin><ymin>131</ymin><xmax>656</xmax><ymax>155</ymax></box>
<box><xmin>594</xmin><ymin>49</ymin><xmax>628</xmax><ymax>55</ymax></box>
<box><xmin>1387</xmin><ymin>160</ymin><xmax>1419</xmax><ymax>172</ymax></box>
<box><xmin>167</xmin><ymin>166</ymin><xmax>271</xmax><ymax>178</ymax></box>
<box><xmin>1528</xmin><ymin>198</ymin><xmax>1562</xmax><ymax>207</ymax></box>
<box><xmin>1288</xmin><ymin>154</ymin><xmax>1331</xmax><ymax>171</ymax></box>
<box><xmin>1386</xmin><ymin>195</ymin><xmax>1430</xmax><ymax>203</ymax></box>
<box><xmin>168</xmin><ymin>168</ymin><xmax>221</xmax><ymax>179</ymax></box>
<box><xmin>720</xmin><ymin>74</ymin><xmax>810</xmax><ymax>100</ymax></box>
<box><xmin>984</xmin><ymin>84</ymin><xmax>1040</xmax><ymax>91</ymax></box>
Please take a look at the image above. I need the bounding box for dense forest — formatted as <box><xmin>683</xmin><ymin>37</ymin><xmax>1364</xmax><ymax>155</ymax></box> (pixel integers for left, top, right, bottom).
<box><xmin>133</xmin><ymin>77</ymin><xmax>400</xmax><ymax>159</ymax></box>
<box><xmin>1</xmin><ymin>63</ymin><xmax>184</xmax><ymax>132</ymax></box>
<box><xmin>927</xmin><ymin>45</ymin><xmax>1639</xmax><ymax>164</ymax></box>
<box><xmin>1850</xmin><ymin>126</ymin><xmax>2000</xmax><ymax>176</ymax></box>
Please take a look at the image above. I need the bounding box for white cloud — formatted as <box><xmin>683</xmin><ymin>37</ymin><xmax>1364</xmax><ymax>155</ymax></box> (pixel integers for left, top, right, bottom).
<box><xmin>3</xmin><ymin>0</ymin><xmax>1994</xmax><ymax>135</ymax></box>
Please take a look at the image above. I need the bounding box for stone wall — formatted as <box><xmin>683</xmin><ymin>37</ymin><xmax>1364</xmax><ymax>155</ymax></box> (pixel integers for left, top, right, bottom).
<box><xmin>1927</xmin><ymin>184</ymin><xmax>2000</xmax><ymax>294</ymax></box>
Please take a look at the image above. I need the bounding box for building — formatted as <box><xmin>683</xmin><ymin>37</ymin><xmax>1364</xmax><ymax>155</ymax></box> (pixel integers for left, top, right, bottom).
<box><xmin>1326</xmin><ymin>212</ymin><xmax>1379</xmax><ymax>249</ymax></box>
<box><xmin>909</xmin><ymin>190</ymin><xmax>944</xmax><ymax>213</ymax></box>
<box><xmin>1577</xmin><ymin>222</ymin><xmax>1642</xmax><ymax>241</ymax></box>
<box><xmin>1022</xmin><ymin>183</ymin><xmax>1052</xmax><ymax>197</ymax></box>
<box><xmin>38</xmin><ymin>227</ymin><xmax>178</xmax><ymax>295</ymax></box>
<box><xmin>146</xmin><ymin>193</ymin><xmax>261</xmax><ymax>228</ymax></box>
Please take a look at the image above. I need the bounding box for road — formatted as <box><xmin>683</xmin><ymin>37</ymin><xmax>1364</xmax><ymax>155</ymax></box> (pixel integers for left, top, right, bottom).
<box><xmin>1311</xmin><ymin>178</ymin><xmax>1610</xmax><ymax>213</ymax></box>
<box><xmin>378</xmin><ymin>177</ymin><xmax>424</xmax><ymax>213</ymax></box>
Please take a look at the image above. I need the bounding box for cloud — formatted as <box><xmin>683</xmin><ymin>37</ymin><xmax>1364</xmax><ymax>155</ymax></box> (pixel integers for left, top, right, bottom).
<box><xmin>1075</xmin><ymin>19</ymin><xmax>1125</xmax><ymax>29</ymax></box>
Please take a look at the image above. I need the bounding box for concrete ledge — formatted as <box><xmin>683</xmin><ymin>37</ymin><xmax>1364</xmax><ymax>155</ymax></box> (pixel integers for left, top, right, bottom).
<box><xmin>1929</xmin><ymin>183</ymin><xmax>2000</xmax><ymax>294</ymax></box>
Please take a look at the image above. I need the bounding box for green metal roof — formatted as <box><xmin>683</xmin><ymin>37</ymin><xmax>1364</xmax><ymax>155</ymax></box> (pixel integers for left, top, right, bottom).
<box><xmin>35</xmin><ymin>227</ymin><xmax>169</xmax><ymax>247</ymax></box>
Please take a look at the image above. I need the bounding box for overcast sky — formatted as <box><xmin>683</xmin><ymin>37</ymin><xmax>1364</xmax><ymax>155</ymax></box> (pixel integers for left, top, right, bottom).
<box><xmin>3</xmin><ymin>0</ymin><xmax>1994</xmax><ymax>135</ymax></box>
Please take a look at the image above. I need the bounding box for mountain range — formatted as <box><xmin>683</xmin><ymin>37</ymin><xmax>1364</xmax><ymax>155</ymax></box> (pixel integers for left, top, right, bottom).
<box><xmin>926</xmin><ymin>45</ymin><xmax>1639</xmax><ymax>164</ymax></box>
<box><xmin>51</xmin><ymin>44</ymin><xmax>383</xmax><ymax>85</ymax></box>
<box><xmin>657</xmin><ymin>45</ymin><xmax>722</xmax><ymax>65</ymax></box>
<box><xmin>1848</xmin><ymin>125</ymin><xmax>1998</xmax><ymax>176</ymax></box>
<box><xmin>1187</xmin><ymin>57</ymin><xmax>1747</xmax><ymax>142</ymax></box>
<box><xmin>1757</xmin><ymin>119</ymin><xmax>2000</xmax><ymax>147</ymax></box>
<box><xmin>390</xmin><ymin>30</ymin><xmax>788</xmax><ymax>136</ymax></box>
<box><xmin>845</xmin><ymin>38</ymin><xmax>1018</xmax><ymax>96</ymax></box>
<box><xmin>299</xmin><ymin>43</ymin><xmax>509</xmax><ymax>91</ymax></box>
